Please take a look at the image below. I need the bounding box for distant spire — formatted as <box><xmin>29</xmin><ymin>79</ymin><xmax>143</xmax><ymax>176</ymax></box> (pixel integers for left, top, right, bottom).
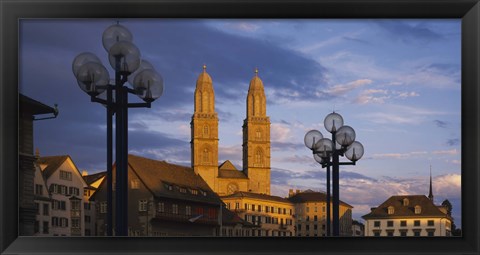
<box><xmin>428</xmin><ymin>165</ymin><xmax>434</xmax><ymax>201</ymax></box>
<box><xmin>203</xmin><ymin>64</ymin><xmax>207</xmax><ymax>72</ymax></box>
<box><xmin>255</xmin><ymin>67</ymin><xmax>258</xmax><ymax>76</ymax></box>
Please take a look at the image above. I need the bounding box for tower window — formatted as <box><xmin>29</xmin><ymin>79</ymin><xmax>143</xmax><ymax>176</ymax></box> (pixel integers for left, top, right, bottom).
<box><xmin>255</xmin><ymin>149</ymin><xmax>263</xmax><ymax>165</ymax></box>
<box><xmin>203</xmin><ymin>125</ymin><xmax>209</xmax><ymax>137</ymax></box>
<box><xmin>255</xmin><ymin>129</ymin><xmax>262</xmax><ymax>140</ymax></box>
<box><xmin>203</xmin><ymin>148</ymin><xmax>210</xmax><ymax>163</ymax></box>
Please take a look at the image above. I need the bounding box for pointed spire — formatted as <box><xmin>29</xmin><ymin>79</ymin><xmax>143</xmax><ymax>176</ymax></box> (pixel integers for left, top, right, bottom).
<box><xmin>203</xmin><ymin>64</ymin><xmax>207</xmax><ymax>72</ymax></box>
<box><xmin>428</xmin><ymin>165</ymin><xmax>434</xmax><ymax>201</ymax></box>
<box><xmin>255</xmin><ymin>67</ymin><xmax>258</xmax><ymax>76</ymax></box>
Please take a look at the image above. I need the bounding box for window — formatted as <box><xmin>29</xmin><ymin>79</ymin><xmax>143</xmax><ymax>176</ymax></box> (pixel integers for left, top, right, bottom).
<box><xmin>252</xmin><ymin>205</ymin><xmax>256</xmax><ymax>211</ymax></box>
<box><xmin>400</xmin><ymin>230</ymin><xmax>407</xmax><ymax>237</ymax></box>
<box><xmin>266</xmin><ymin>206</ymin><xmax>269</xmax><ymax>213</ymax></box>
<box><xmin>374</xmin><ymin>221</ymin><xmax>381</xmax><ymax>227</ymax></box>
<box><xmin>172</xmin><ymin>204</ymin><xmax>178</xmax><ymax>214</ymax></box>
<box><xmin>400</xmin><ymin>220</ymin><xmax>407</xmax><ymax>227</ymax></box>
<box><xmin>388</xmin><ymin>206</ymin><xmax>395</xmax><ymax>215</ymax></box>
<box><xmin>85</xmin><ymin>215</ymin><xmax>91</xmax><ymax>223</ymax></box>
<box><xmin>59</xmin><ymin>170</ymin><xmax>72</xmax><ymax>181</ymax></box>
<box><xmin>203</xmin><ymin>148</ymin><xmax>210</xmax><ymax>163</ymax></box>
<box><xmin>72</xmin><ymin>219</ymin><xmax>80</xmax><ymax>228</ymax></box>
<box><xmin>35</xmin><ymin>203</ymin><xmax>39</xmax><ymax>215</ymax></box>
<box><xmin>258</xmin><ymin>205</ymin><xmax>262</xmax><ymax>212</ymax></box>
<box><xmin>255</xmin><ymin>129</ymin><xmax>262</xmax><ymax>140</ymax></box>
<box><xmin>403</xmin><ymin>198</ymin><xmax>409</xmax><ymax>206</ymax></box>
<box><xmin>235</xmin><ymin>202</ymin><xmax>240</xmax><ymax>210</ymax></box>
<box><xmin>139</xmin><ymin>200</ymin><xmax>148</xmax><ymax>211</ymax></box>
<box><xmin>179</xmin><ymin>187</ymin><xmax>187</xmax><ymax>193</ymax></box>
<box><xmin>373</xmin><ymin>231</ymin><xmax>381</xmax><ymax>237</ymax></box>
<box><xmin>289</xmin><ymin>209</ymin><xmax>292</xmax><ymax>215</ymax></box>
<box><xmin>35</xmin><ymin>184</ymin><xmax>43</xmax><ymax>195</ymax></box>
<box><xmin>51</xmin><ymin>217</ymin><xmax>58</xmax><ymax>227</ymax></box>
<box><xmin>186</xmin><ymin>205</ymin><xmax>191</xmax><ymax>216</ymax></box>
<box><xmin>203</xmin><ymin>125</ymin><xmax>209</xmax><ymax>136</ymax></box>
<box><xmin>428</xmin><ymin>220</ymin><xmax>434</xmax><ymax>226</ymax></box>
<box><xmin>71</xmin><ymin>200</ymin><xmax>80</xmax><ymax>210</ymax></box>
<box><xmin>387</xmin><ymin>221</ymin><xmax>393</xmax><ymax>227</ymax></box>
<box><xmin>413</xmin><ymin>230</ymin><xmax>421</xmax><ymax>237</ymax></box>
<box><xmin>42</xmin><ymin>221</ymin><xmax>48</xmax><ymax>234</ymax></box>
<box><xmin>283</xmin><ymin>208</ymin><xmax>286</xmax><ymax>214</ymax></box>
<box><xmin>306</xmin><ymin>225</ymin><xmax>310</xmax><ymax>231</ymax></box>
<box><xmin>314</xmin><ymin>224</ymin><xmax>318</xmax><ymax>230</ymax></box>
<box><xmin>60</xmin><ymin>185</ymin><xmax>67</xmax><ymax>195</ymax></box>
<box><xmin>157</xmin><ymin>202</ymin><xmax>165</xmax><ymax>213</ymax></box>
<box><xmin>386</xmin><ymin>231</ymin><xmax>394</xmax><ymax>237</ymax></box>
<box><xmin>43</xmin><ymin>203</ymin><xmax>49</xmax><ymax>216</ymax></box>
<box><xmin>68</xmin><ymin>187</ymin><xmax>80</xmax><ymax>196</ymax></box>
<box><xmin>131</xmin><ymin>179</ymin><xmax>140</xmax><ymax>189</ymax></box>
<box><xmin>191</xmin><ymin>189</ymin><xmax>198</xmax><ymax>195</ymax></box>
<box><xmin>306</xmin><ymin>216</ymin><xmax>310</xmax><ymax>221</ymax></box>
<box><xmin>427</xmin><ymin>230</ymin><xmax>435</xmax><ymax>237</ymax></box>
<box><xmin>414</xmin><ymin>220</ymin><xmax>421</xmax><ymax>227</ymax></box>
<box><xmin>314</xmin><ymin>215</ymin><xmax>318</xmax><ymax>221</ymax></box>
<box><xmin>100</xmin><ymin>201</ymin><xmax>107</xmax><ymax>213</ymax></box>
<box><xmin>84</xmin><ymin>202</ymin><xmax>91</xmax><ymax>210</ymax></box>
<box><xmin>414</xmin><ymin>205</ymin><xmax>422</xmax><ymax>214</ymax></box>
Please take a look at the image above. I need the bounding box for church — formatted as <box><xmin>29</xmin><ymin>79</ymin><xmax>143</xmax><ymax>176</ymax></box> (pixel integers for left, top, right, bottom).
<box><xmin>190</xmin><ymin>65</ymin><xmax>271</xmax><ymax>196</ymax></box>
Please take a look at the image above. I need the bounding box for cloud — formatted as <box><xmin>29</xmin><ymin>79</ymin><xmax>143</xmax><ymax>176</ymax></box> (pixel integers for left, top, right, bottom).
<box><xmin>374</xmin><ymin>20</ymin><xmax>444</xmax><ymax>44</ymax></box>
<box><xmin>432</xmin><ymin>149</ymin><xmax>459</xmax><ymax>155</ymax></box>
<box><xmin>354</xmin><ymin>89</ymin><xmax>389</xmax><ymax>104</ymax></box>
<box><xmin>370</xmin><ymin>151</ymin><xmax>428</xmax><ymax>159</ymax></box>
<box><xmin>326</xmin><ymin>79</ymin><xmax>372</xmax><ymax>96</ymax></box>
<box><xmin>433</xmin><ymin>119</ymin><xmax>448</xmax><ymax>128</ymax></box>
<box><xmin>226</xmin><ymin>22</ymin><xmax>260</xmax><ymax>32</ymax></box>
<box><xmin>446</xmin><ymin>138</ymin><xmax>459</xmax><ymax>146</ymax></box>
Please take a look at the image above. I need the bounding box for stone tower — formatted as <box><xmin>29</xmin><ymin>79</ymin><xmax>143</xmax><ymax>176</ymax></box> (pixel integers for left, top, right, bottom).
<box><xmin>242</xmin><ymin>69</ymin><xmax>271</xmax><ymax>194</ymax></box>
<box><xmin>191</xmin><ymin>65</ymin><xmax>219</xmax><ymax>190</ymax></box>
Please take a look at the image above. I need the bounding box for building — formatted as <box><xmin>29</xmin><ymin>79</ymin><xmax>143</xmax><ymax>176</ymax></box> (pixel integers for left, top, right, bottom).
<box><xmin>220</xmin><ymin>206</ymin><xmax>255</xmax><ymax>237</ymax></box>
<box><xmin>352</xmin><ymin>220</ymin><xmax>365</xmax><ymax>236</ymax></box>
<box><xmin>288</xmin><ymin>189</ymin><xmax>353</xmax><ymax>237</ymax></box>
<box><xmin>221</xmin><ymin>191</ymin><xmax>295</xmax><ymax>237</ymax></box>
<box><xmin>37</xmin><ymin>155</ymin><xmax>88</xmax><ymax>236</ymax></box>
<box><xmin>33</xmin><ymin>155</ymin><xmax>52</xmax><ymax>236</ymax></box>
<box><xmin>82</xmin><ymin>171</ymin><xmax>105</xmax><ymax>236</ymax></box>
<box><xmin>362</xmin><ymin>195</ymin><xmax>452</xmax><ymax>237</ymax></box>
<box><xmin>19</xmin><ymin>94</ymin><xmax>57</xmax><ymax>235</ymax></box>
<box><xmin>191</xmin><ymin>66</ymin><xmax>271</xmax><ymax>196</ymax></box>
<box><xmin>92</xmin><ymin>154</ymin><xmax>225</xmax><ymax>236</ymax></box>
<box><xmin>362</xmin><ymin>171</ymin><xmax>453</xmax><ymax>237</ymax></box>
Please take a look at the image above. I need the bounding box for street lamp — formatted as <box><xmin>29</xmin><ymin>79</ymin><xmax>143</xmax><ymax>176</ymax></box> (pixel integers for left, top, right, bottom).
<box><xmin>72</xmin><ymin>23</ymin><xmax>164</xmax><ymax>236</ymax></box>
<box><xmin>304</xmin><ymin>112</ymin><xmax>364</xmax><ymax>236</ymax></box>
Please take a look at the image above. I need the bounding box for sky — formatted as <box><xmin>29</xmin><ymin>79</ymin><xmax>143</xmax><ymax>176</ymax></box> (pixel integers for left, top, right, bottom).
<box><xmin>19</xmin><ymin>19</ymin><xmax>462</xmax><ymax>226</ymax></box>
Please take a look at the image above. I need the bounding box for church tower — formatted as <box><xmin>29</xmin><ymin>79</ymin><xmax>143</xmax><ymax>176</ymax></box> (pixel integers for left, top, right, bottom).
<box><xmin>428</xmin><ymin>165</ymin><xmax>434</xmax><ymax>201</ymax></box>
<box><xmin>242</xmin><ymin>69</ymin><xmax>271</xmax><ymax>194</ymax></box>
<box><xmin>191</xmin><ymin>65</ymin><xmax>219</xmax><ymax>190</ymax></box>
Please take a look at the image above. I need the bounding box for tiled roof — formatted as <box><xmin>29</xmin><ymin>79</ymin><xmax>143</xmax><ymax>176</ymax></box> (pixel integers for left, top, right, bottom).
<box><xmin>287</xmin><ymin>190</ymin><xmax>353</xmax><ymax>208</ymax></box>
<box><xmin>127</xmin><ymin>154</ymin><xmax>222</xmax><ymax>205</ymax></box>
<box><xmin>37</xmin><ymin>155</ymin><xmax>69</xmax><ymax>178</ymax></box>
<box><xmin>222</xmin><ymin>207</ymin><xmax>253</xmax><ymax>227</ymax></box>
<box><xmin>221</xmin><ymin>191</ymin><xmax>291</xmax><ymax>204</ymax></box>
<box><xmin>83</xmin><ymin>171</ymin><xmax>106</xmax><ymax>186</ymax></box>
<box><xmin>361</xmin><ymin>195</ymin><xmax>452</xmax><ymax>219</ymax></box>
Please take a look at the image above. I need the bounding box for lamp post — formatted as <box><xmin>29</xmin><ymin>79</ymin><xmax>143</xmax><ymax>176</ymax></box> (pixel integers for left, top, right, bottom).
<box><xmin>72</xmin><ymin>23</ymin><xmax>164</xmax><ymax>236</ymax></box>
<box><xmin>304</xmin><ymin>112</ymin><xmax>364</xmax><ymax>236</ymax></box>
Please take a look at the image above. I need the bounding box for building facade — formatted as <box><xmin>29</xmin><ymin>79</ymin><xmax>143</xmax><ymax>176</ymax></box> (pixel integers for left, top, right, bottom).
<box><xmin>82</xmin><ymin>171</ymin><xmax>105</xmax><ymax>236</ymax></box>
<box><xmin>191</xmin><ymin>66</ymin><xmax>271</xmax><ymax>196</ymax></box>
<box><xmin>33</xmin><ymin>160</ymin><xmax>52</xmax><ymax>236</ymax></box>
<box><xmin>221</xmin><ymin>191</ymin><xmax>295</xmax><ymax>237</ymax></box>
<box><xmin>92</xmin><ymin>154</ymin><xmax>226</xmax><ymax>236</ymax></box>
<box><xmin>352</xmin><ymin>220</ymin><xmax>365</xmax><ymax>236</ymax></box>
<box><xmin>362</xmin><ymin>195</ymin><xmax>452</xmax><ymax>237</ymax></box>
<box><xmin>288</xmin><ymin>189</ymin><xmax>353</xmax><ymax>237</ymax></box>
<box><xmin>19</xmin><ymin>94</ymin><xmax>57</xmax><ymax>235</ymax></box>
<box><xmin>37</xmin><ymin>155</ymin><xmax>88</xmax><ymax>236</ymax></box>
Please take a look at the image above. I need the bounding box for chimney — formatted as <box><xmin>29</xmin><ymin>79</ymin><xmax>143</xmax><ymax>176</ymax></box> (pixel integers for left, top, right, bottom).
<box><xmin>82</xmin><ymin>170</ymin><xmax>88</xmax><ymax>176</ymax></box>
<box><xmin>288</xmin><ymin>189</ymin><xmax>294</xmax><ymax>197</ymax></box>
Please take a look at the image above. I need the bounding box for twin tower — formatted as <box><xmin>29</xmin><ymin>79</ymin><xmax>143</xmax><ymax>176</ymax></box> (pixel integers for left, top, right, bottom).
<box><xmin>190</xmin><ymin>65</ymin><xmax>271</xmax><ymax>195</ymax></box>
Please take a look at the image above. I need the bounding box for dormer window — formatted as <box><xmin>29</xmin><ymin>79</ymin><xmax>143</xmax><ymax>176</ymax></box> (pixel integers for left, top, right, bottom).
<box><xmin>403</xmin><ymin>198</ymin><xmax>409</xmax><ymax>206</ymax></box>
<box><xmin>415</xmin><ymin>205</ymin><xmax>422</xmax><ymax>214</ymax></box>
<box><xmin>388</xmin><ymin>206</ymin><xmax>395</xmax><ymax>215</ymax></box>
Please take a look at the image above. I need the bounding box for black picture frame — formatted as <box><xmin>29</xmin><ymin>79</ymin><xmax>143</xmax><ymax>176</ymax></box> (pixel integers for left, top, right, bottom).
<box><xmin>1</xmin><ymin>0</ymin><xmax>478</xmax><ymax>254</ymax></box>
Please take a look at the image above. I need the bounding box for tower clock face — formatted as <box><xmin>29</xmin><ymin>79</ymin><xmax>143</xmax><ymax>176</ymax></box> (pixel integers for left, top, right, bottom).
<box><xmin>227</xmin><ymin>183</ymin><xmax>238</xmax><ymax>194</ymax></box>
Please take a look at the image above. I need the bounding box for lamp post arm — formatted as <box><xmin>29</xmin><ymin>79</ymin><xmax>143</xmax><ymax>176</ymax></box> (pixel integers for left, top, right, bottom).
<box><xmin>127</xmin><ymin>102</ymin><xmax>151</xmax><ymax>108</ymax></box>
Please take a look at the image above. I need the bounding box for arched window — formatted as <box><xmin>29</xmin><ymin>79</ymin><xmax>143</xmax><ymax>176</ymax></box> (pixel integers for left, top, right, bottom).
<box><xmin>388</xmin><ymin>206</ymin><xmax>395</xmax><ymax>215</ymax></box>
<box><xmin>255</xmin><ymin>149</ymin><xmax>263</xmax><ymax>165</ymax></box>
<box><xmin>203</xmin><ymin>148</ymin><xmax>210</xmax><ymax>163</ymax></box>
<box><xmin>255</xmin><ymin>129</ymin><xmax>262</xmax><ymax>141</ymax></box>
<box><xmin>203</xmin><ymin>125</ymin><xmax>209</xmax><ymax>137</ymax></box>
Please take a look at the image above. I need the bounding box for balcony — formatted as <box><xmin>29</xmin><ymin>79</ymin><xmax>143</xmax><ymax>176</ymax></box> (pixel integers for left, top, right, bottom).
<box><xmin>154</xmin><ymin>212</ymin><xmax>218</xmax><ymax>225</ymax></box>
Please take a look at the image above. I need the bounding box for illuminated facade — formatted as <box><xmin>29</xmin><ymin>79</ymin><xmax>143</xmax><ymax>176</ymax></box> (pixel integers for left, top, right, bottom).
<box><xmin>191</xmin><ymin>66</ymin><xmax>271</xmax><ymax>196</ymax></box>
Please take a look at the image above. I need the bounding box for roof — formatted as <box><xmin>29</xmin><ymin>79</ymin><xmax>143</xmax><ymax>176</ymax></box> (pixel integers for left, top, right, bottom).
<box><xmin>288</xmin><ymin>190</ymin><xmax>353</xmax><ymax>208</ymax></box>
<box><xmin>248</xmin><ymin>71</ymin><xmax>264</xmax><ymax>92</ymax></box>
<box><xmin>127</xmin><ymin>154</ymin><xmax>222</xmax><ymax>205</ymax></box>
<box><xmin>195</xmin><ymin>66</ymin><xmax>213</xmax><ymax>91</ymax></box>
<box><xmin>361</xmin><ymin>195</ymin><xmax>452</xmax><ymax>220</ymax></box>
<box><xmin>83</xmin><ymin>171</ymin><xmax>106</xmax><ymax>186</ymax></box>
<box><xmin>218</xmin><ymin>161</ymin><xmax>248</xmax><ymax>179</ymax></box>
<box><xmin>19</xmin><ymin>94</ymin><xmax>56</xmax><ymax>115</ymax></box>
<box><xmin>222</xmin><ymin>207</ymin><xmax>253</xmax><ymax>227</ymax></box>
<box><xmin>37</xmin><ymin>155</ymin><xmax>70</xmax><ymax>178</ymax></box>
<box><xmin>221</xmin><ymin>191</ymin><xmax>291</xmax><ymax>204</ymax></box>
